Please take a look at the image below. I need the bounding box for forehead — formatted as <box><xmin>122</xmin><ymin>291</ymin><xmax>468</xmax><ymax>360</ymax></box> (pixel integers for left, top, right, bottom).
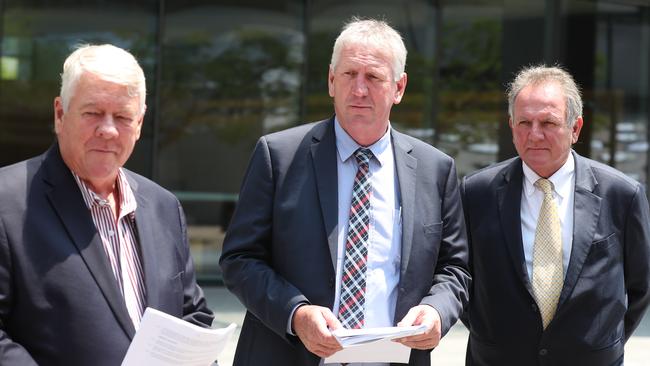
<box><xmin>72</xmin><ymin>72</ymin><xmax>141</xmax><ymax>108</ymax></box>
<box><xmin>514</xmin><ymin>82</ymin><xmax>566</xmax><ymax>115</ymax></box>
<box><xmin>338</xmin><ymin>43</ymin><xmax>392</xmax><ymax>69</ymax></box>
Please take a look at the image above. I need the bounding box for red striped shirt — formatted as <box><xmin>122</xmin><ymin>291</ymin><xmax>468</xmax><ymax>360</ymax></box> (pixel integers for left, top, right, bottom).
<box><xmin>73</xmin><ymin>169</ymin><xmax>147</xmax><ymax>328</ymax></box>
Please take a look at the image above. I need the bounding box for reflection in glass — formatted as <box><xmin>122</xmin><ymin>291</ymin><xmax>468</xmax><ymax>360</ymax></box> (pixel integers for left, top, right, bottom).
<box><xmin>158</xmin><ymin>2</ymin><xmax>304</xmax><ymax>281</ymax></box>
<box><xmin>0</xmin><ymin>2</ymin><xmax>157</xmax><ymax>171</ymax></box>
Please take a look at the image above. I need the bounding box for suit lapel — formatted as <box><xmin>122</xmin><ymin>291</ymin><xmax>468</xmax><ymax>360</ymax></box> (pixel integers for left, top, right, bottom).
<box><xmin>310</xmin><ymin>119</ymin><xmax>339</xmax><ymax>269</ymax></box>
<box><xmin>497</xmin><ymin>159</ymin><xmax>534</xmax><ymax>296</ymax></box>
<box><xmin>126</xmin><ymin>174</ymin><xmax>162</xmax><ymax>310</ymax></box>
<box><xmin>43</xmin><ymin>145</ymin><xmax>136</xmax><ymax>338</ymax></box>
<box><xmin>558</xmin><ymin>152</ymin><xmax>601</xmax><ymax>306</ymax></box>
<box><xmin>392</xmin><ymin>131</ymin><xmax>417</xmax><ymax>279</ymax></box>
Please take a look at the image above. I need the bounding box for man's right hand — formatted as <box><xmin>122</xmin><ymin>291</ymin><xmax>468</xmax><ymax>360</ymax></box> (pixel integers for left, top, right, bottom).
<box><xmin>292</xmin><ymin>305</ymin><xmax>343</xmax><ymax>358</ymax></box>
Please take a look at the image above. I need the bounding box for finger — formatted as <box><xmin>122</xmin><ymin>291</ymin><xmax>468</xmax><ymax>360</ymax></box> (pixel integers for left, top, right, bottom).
<box><xmin>397</xmin><ymin>334</ymin><xmax>438</xmax><ymax>348</ymax></box>
<box><xmin>400</xmin><ymin>340</ymin><xmax>435</xmax><ymax>350</ymax></box>
<box><xmin>397</xmin><ymin>332</ymin><xmax>430</xmax><ymax>343</ymax></box>
<box><xmin>397</xmin><ymin>307</ymin><xmax>421</xmax><ymax>327</ymax></box>
<box><xmin>311</xmin><ymin>340</ymin><xmax>343</xmax><ymax>357</ymax></box>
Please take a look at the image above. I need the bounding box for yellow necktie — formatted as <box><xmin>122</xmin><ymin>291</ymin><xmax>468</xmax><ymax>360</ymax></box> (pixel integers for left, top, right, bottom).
<box><xmin>532</xmin><ymin>178</ymin><xmax>563</xmax><ymax>329</ymax></box>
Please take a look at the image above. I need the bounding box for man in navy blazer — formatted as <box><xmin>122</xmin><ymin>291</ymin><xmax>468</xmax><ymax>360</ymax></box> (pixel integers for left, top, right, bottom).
<box><xmin>0</xmin><ymin>44</ymin><xmax>213</xmax><ymax>365</ymax></box>
<box><xmin>461</xmin><ymin>65</ymin><xmax>650</xmax><ymax>365</ymax></box>
<box><xmin>220</xmin><ymin>18</ymin><xmax>470</xmax><ymax>365</ymax></box>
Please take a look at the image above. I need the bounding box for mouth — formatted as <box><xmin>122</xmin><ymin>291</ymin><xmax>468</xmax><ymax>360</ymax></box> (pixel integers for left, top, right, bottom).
<box><xmin>90</xmin><ymin>148</ymin><xmax>118</xmax><ymax>154</ymax></box>
<box><xmin>526</xmin><ymin>147</ymin><xmax>550</xmax><ymax>154</ymax></box>
<box><xmin>349</xmin><ymin>105</ymin><xmax>371</xmax><ymax>110</ymax></box>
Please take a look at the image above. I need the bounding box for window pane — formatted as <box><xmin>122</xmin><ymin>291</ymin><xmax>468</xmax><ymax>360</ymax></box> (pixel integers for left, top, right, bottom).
<box><xmin>0</xmin><ymin>0</ymin><xmax>157</xmax><ymax>173</ymax></box>
<box><xmin>158</xmin><ymin>0</ymin><xmax>304</xmax><ymax>281</ymax></box>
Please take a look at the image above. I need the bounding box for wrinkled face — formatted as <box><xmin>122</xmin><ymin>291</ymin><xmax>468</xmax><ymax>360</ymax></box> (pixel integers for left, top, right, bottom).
<box><xmin>328</xmin><ymin>43</ymin><xmax>406</xmax><ymax>146</ymax></box>
<box><xmin>510</xmin><ymin>82</ymin><xmax>582</xmax><ymax>178</ymax></box>
<box><xmin>54</xmin><ymin>72</ymin><xmax>144</xmax><ymax>186</ymax></box>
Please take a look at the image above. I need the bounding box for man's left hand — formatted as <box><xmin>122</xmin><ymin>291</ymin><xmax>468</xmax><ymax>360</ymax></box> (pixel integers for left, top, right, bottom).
<box><xmin>394</xmin><ymin>305</ymin><xmax>442</xmax><ymax>350</ymax></box>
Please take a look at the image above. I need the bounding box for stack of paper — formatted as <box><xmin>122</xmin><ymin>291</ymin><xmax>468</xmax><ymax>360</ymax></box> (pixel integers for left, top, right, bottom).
<box><xmin>121</xmin><ymin>307</ymin><xmax>237</xmax><ymax>366</ymax></box>
<box><xmin>325</xmin><ymin>325</ymin><xmax>427</xmax><ymax>364</ymax></box>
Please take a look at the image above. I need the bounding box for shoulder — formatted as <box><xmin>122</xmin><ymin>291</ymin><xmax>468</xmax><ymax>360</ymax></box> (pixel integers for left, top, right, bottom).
<box><xmin>252</xmin><ymin>118</ymin><xmax>332</xmax><ymax>164</ymax></box>
<box><xmin>122</xmin><ymin>169</ymin><xmax>179</xmax><ymax>204</ymax></box>
<box><xmin>463</xmin><ymin>157</ymin><xmax>519</xmax><ymax>188</ymax></box>
<box><xmin>0</xmin><ymin>153</ymin><xmax>46</xmax><ymax>196</ymax></box>
<box><xmin>263</xmin><ymin>119</ymin><xmax>331</xmax><ymax>146</ymax></box>
<box><xmin>576</xmin><ymin>154</ymin><xmax>642</xmax><ymax>193</ymax></box>
<box><xmin>391</xmin><ymin>128</ymin><xmax>453</xmax><ymax>164</ymax></box>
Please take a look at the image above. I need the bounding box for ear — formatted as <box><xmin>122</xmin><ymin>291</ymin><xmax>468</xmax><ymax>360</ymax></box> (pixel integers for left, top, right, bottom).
<box><xmin>571</xmin><ymin>116</ymin><xmax>583</xmax><ymax>144</ymax></box>
<box><xmin>393</xmin><ymin>72</ymin><xmax>407</xmax><ymax>104</ymax></box>
<box><xmin>134</xmin><ymin>105</ymin><xmax>146</xmax><ymax>141</ymax></box>
<box><xmin>53</xmin><ymin>97</ymin><xmax>65</xmax><ymax>135</ymax></box>
<box><xmin>328</xmin><ymin>65</ymin><xmax>335</xmax><ymax>98</ymax></box>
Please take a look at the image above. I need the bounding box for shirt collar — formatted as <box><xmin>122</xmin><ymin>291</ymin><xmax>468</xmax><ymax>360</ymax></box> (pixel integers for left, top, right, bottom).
<box><xmin>522</xmin><ymin>152</ymin><xmax>575</xmax><ymax>199</ymax></box>
<box><xmin>334</xmin><ymin>116</ymin><xmax>392</xmax><ymax>166</ymax></box>
<box><xmin>73</xmin><ymin>168</ymin><xmax>137</xmax><ymax>218</ymax></box>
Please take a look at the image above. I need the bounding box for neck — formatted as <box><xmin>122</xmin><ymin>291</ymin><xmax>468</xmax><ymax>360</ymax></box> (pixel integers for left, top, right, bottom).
<box><xmin>83</xmin><ymin>175</ymin><xmax>118</xmax><ymax>199</ymax></box>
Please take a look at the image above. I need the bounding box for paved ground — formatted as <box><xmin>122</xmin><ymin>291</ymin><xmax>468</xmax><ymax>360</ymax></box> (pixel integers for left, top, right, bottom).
<box><xmin>205</xmin><ymin>286</ymin><xmax>650</xmax><ymax>365</ymax></box>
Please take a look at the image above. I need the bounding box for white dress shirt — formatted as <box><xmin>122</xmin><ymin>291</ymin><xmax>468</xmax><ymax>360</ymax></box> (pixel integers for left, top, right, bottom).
<box><xmin>520</xmin><ymin>154</ymin><xmax>575</xmax><ymax>281</ymax></box>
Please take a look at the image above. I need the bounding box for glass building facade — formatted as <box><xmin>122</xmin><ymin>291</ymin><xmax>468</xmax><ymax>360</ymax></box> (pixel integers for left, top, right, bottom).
<box><xmin>1</xmin><ymin>0</ymin><xmax>649</xmax><ymax>282</ymax></box>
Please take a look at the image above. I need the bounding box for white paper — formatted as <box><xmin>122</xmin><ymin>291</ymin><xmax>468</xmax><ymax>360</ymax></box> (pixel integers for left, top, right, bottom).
<box><xmin>324</xmin><ymin>325</ymin><xmax>427</xmax><ymax>364</ymax></box>
<box><xmin>121</xmin><ymin>307</ymin><xmax>237</xmax><ymax>366</ymax></box>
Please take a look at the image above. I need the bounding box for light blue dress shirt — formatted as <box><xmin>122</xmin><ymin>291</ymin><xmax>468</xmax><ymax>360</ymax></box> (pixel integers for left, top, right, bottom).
<box><xmin>328</xmin><ymin>118</ymin><xmax>402</xmax><ymax>366</ymax></box>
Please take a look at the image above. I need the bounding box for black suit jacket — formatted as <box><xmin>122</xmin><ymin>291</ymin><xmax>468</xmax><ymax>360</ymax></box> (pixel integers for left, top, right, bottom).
<box><xmin>0</xmin><ymin>144</ymin><xmax>213</xmax><ymax>365</ymax></box>
<box><xmin>461</xmin><ymin>151</ymin><xmax>650</xmax><ymax>366</ymax></box>
<box><xmin>219</xmin><ymin>118</ymin><xmax>470</xmax><ymax>366</ymax></box>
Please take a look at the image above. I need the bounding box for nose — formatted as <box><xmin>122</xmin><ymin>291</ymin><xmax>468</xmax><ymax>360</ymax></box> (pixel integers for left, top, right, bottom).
<box><xmin>352</xmin><ymin>74</ymin><xmax>368</xmax><ymax>97</ymax></box>
<box><xmin>529</xmin><ymin>122</ymin><xmax>544</xmax><ymax>140</ymax></box>
<box><xmin>96</xmin><ymin>116</ymin><xmax>119</xmax><ymax>139</ymax></box>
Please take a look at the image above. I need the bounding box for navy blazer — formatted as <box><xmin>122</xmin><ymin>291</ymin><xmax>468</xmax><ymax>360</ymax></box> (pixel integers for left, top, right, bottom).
<box><xmin>0</xmin><ymin>144</ymin><xmax>213</xmax><ymax>365</ymax></box>
<box><xmin>461</xmin><ymin>151</ymin><xmax>650</xmax><ymax>366</ymax></box>
<box><xmin>220</xmin><ymin>118</ymin><xmax>470</xmax><ymax>366</ymax></box>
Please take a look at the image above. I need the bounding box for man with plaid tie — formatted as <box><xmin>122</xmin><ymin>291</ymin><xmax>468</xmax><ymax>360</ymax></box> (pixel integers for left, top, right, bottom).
<box><xmin>461</xmin><ymin>65</ymin><xmax>650</xmax><ymax>365</ymax></box>
<box><xmin>220</xmin><ymin>17</ymin><xmax>470</xmax><ymax>366</ymax></box>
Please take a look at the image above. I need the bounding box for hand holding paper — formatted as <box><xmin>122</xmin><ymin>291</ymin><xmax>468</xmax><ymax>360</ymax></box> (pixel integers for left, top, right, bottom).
<box><xmin>121</xmin><ymin>307</ymin><xmax>237</xmax><ymax>366</ymax></box>
<box><xmin>323</xmin><ymin>324</ymin><xmax>427</xmax><ymax>364</ymax></box>
<box><xmin>292</xmin><ymin>305</ymin><xmax>343</xmax><ymax>358</ymax></box>
<box><xmin>395</xmin><ymin>304</ymin><xmax>442</xmax><ymax>350</ymax></box>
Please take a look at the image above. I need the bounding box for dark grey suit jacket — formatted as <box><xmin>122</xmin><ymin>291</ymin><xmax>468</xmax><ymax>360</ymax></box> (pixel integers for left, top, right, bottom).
<box><xmin>0</xmin><ymin>144</ymin><xmax>214</xmax><ymax>365</ymax></box>
<box><xmin>219</xmin><ymin>118</ymin><xmax>470</xmax><ymax>366</ymax></box>
<box><xmin>461</xmin><ymin>151</ymin><xmax>650</xmax><ymax>366</ymax></box>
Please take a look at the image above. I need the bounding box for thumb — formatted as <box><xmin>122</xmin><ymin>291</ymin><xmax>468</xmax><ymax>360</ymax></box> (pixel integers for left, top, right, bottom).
<box><xmin>397</xmin><ymin>307</ymin><xmax>421</xmax><ymax>327</ymax></box>
<box><xmin>321</xmin><ymin>308</ymin><xmax>343</xmax><ymax>330</ymax></box>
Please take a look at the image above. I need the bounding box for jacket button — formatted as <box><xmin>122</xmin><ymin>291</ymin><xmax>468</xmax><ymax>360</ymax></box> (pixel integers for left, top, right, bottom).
<box><xmin>329</xmin><ymin>278</ymin><xmax>335</xmax><ymax>288</ymax></box>
<box><xmin>531</xmin><ymin>303</ymin><xmax>538</xmax><ymax>312</ymax></box>
<box><xmin>539</xmin><ymin>349</ymin><xmax>548</xmax><ymax>356</ymax></box>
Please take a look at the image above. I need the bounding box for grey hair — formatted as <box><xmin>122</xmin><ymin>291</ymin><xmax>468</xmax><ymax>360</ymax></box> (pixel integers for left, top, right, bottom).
<box><xmin>60</xmin><ymin>44</ymin><xmax>146</xmax><ymax>115</ymax></box>
<box><xmin>507</xmin><ymin>65</ymin><xmax>582</xmax><ymax>127</ymax></box>
<box><xmin>330</xmin><ymin>17</ymin><xmax>407</xmax><ymax>82</ymax></box>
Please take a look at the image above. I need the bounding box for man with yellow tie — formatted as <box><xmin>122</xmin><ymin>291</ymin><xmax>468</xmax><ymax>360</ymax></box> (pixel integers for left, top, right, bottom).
<box><xmin>461</xmin><ymin>65</ymin><xmax>650</xmax><ymax>365</ymax></box>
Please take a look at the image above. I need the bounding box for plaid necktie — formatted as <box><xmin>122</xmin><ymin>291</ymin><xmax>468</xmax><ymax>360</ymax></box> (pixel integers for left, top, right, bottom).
<box><xmin>338</xmin><ymin>148</ymin><xmax>373</xmax><ymax>329</ymax></box>
<box><xmin>532</xmin><ymin>178</ymin><xmax>564</xmax><ymax>329</ymax></box>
